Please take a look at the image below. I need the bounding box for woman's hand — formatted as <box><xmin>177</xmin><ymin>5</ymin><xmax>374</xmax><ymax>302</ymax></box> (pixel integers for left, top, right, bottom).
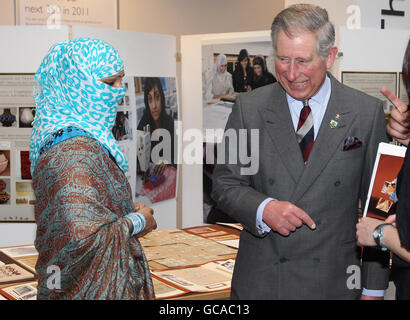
<box><xmin>135</xmin><ymin>205</ymin><xmax>157</xmax><ymax>238</ymax></box>
<box><xmin>356</xmin><ymin>217</ymin><xmax>384</xmax><ymax>247</ymax></box>
<box><xmin>385</xmin><ymin>214</ymin><xmax>397</xmax><ymax>227</ymax></box>
<box><xmin>134</xmin><ymin>202</ymin><xmax>146</xmax><ymax>212</ymax></box>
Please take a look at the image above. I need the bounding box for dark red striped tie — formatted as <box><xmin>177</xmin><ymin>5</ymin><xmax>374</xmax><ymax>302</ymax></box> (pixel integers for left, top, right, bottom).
<box><xmin>296</xmin><ymin>99</ymin><xmax>314</xmax><ymax>163</ymax></box>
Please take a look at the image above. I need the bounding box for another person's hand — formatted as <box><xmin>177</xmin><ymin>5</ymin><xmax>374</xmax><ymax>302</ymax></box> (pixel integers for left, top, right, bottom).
<box><xmin>356</xmin><ymin>217</ymin><xmax>384</xmax><ymax>247</ymax></box>
<box><xmin>360</xmin><ymin>294</ymin><xmax>384</xmax><ymax>300</ymax></box>
<box><xmin>136</xmin><ymin>206</ymin><xmax>157</xmax><ymax>238</ymax></box>
<box><xmin>381</xmin><ymin>87</ymin><xmax>410</xmax><ymax>146</ymax></box>
<box><xmin>262</xmin><ymin>200</ymin><xmax>316</xmax><ymax>236</ymax></box>
<box><xmin>385</xmin><ymin>214</ymin><xmax>397</xmax><ymax>227</ymax></box>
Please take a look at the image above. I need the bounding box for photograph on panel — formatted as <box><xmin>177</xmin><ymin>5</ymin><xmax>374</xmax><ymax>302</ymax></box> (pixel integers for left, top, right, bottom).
<box><xmin>202</xmin><ymin>42</ymin><xmax>276</xmax><ymax>224</ymax></box>
<box><xmin>134</xmin><ymin>77</ymin><xmax>178</xmax><ymax>204</ymax></box>
<box><xmin>0</xmin><ymin>108</ymin><xmax>17</xmax><ymax>128</ymax></box>
<box><xmin>0</xmin><ymin>178</ymin><xmax>11</xmax><ymax>206</ymax></box>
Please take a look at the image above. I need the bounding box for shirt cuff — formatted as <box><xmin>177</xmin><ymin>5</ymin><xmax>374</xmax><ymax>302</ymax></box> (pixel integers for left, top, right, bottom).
<box><xmin>362</xmin><ymin>288</ymin><xmax>386</xmax><ymax>297</ymax></box>
<box><xmin>256</xmin><ymin>197</ymin><xmax>275</xmax><ymax>235</ymax></box>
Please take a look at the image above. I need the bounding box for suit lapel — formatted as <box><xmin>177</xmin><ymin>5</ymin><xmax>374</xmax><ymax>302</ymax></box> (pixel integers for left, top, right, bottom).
<box><xmin>258</xmin><ymin>86</ymin><xmax>305</xmax><ymax>184</ymax></box>
<box><xmin>290</xmin><ymin>75</ymin><xmax>356</xmax><ymax>203</ymax></box>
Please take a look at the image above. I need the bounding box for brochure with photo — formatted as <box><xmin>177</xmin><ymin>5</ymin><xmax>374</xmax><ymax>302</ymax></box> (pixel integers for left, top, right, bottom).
<box><xmin>363</xmin><ymin>142</ymin><xmax>407</xmax><ymax>220</ymax></box>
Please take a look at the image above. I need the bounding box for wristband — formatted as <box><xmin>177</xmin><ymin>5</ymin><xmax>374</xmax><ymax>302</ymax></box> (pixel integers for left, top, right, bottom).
<box><xmin>125</xmin><ymin>212</ymin><xmax>146</xmax><ymax>237</ymax></box>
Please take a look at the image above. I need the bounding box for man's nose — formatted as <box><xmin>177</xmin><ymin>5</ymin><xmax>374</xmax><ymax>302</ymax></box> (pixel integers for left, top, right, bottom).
<box><xmin>286</xmin><ymin>61</ymin><xmax>298</xmax><ymax>81</ymax></box>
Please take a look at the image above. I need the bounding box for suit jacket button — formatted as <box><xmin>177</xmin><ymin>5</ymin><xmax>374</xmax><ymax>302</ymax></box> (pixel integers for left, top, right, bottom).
<box><xmin>313</xmin><ymin>257</ymin><xmax>320</xmax><ymax>264</ymax></box>
<box><xmin>334</xmin><ymin>181</ymin><xmax>341</xmax><ymax>187</ymax></box>
<box><xmin>279</xmin><ymin>257</ymin><xmax>289</xmax><ymax>263</ymax></box>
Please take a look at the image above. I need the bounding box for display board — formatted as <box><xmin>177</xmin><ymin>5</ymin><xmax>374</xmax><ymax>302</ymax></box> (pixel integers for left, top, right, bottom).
<box><xmin>0</xmin><ymin>25</ymin><xmax>178</xmax><ymax>247</ymax></box>
<box><xmin>0</xmin><ymin>26</ymin><xmax>68</xmax><ymax>247</ymax></box>
<box><xmin>180</xmin><ymin>31</ymin><xmax>271</xmax><ymax>228</ymax></box>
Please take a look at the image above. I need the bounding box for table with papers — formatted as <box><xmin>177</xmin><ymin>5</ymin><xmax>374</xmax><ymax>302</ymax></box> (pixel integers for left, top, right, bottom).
<box><xmin>0</xmin><ymin>224</ymin><xmax>241</xmax><ymax>300</ymax></box>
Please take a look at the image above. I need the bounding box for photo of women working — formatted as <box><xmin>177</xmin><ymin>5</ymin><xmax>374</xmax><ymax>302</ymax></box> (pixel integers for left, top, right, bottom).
<box><xmin>251</xmin><ymin>55</ymin><xmax>277</xmax><ymax>90</ymax></box>
<box><xmin>29</xmin><ymin>38</ymin><xmax>156</xmax><ymax>300</ymax></box>
<box><xmin>232</xmin><ymin>49</ymin><xmax>253</xmax><ymax>93</ymax></box>
<box><xmin>203</xmin><ymin>54</ymin><xmax>234</xmax><ymax>101</ymax></box>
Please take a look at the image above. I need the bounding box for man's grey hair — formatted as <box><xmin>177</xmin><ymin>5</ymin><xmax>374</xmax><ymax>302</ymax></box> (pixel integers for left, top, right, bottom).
<box><xmin>271</xmin><ymin>4</ymin><xmax>335</xmax><ymax>60</ymax></box>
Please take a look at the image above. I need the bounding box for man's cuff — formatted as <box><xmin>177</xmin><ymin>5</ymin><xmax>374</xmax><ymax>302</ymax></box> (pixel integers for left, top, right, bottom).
<box><xmin>362</xmin><ymin>288</ymin><xmax>386</xmax><ymax>297</ymax></box>
<box><xmin>256</xmin><ymin>197</ymin><xmax>274</xmax><ymax>235</ymax></box>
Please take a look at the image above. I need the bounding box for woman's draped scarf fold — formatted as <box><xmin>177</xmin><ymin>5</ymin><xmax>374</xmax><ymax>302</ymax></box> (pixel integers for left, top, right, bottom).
<box><xmin>33</xmin><ymin>136</ymin><xmax>155</xmax><ymax>299</ymax></box>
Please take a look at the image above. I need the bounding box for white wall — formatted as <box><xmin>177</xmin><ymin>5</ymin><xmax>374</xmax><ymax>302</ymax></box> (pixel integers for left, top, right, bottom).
<box><xmin>339</xmin><ymin>27</ymin><xmax>409</xmax><ymax>124</ymax></box>
<box><xmin>339</xmin><ymin>27</ymin><xmax>410</xmax><ymax>73</ymax></box>
<box><xmin>358</xmin><ymin>0</ymin><xmax>410</xmax><ymax>30</ymax></box>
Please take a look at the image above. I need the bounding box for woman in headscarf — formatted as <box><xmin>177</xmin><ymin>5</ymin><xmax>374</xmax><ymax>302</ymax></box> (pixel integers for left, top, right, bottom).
<box><xmin>204</xmin><ymin>54</ymin><xmax>234</xmax><ymax>101</ymax></box>
<box><xmin>356</xmin><ymin>39</ymin><xmax>410</xmax><ymax>300</ymax></box>
<box><xmin>232</xmin><ymin>49</ymin><xmax>253</xmax><ymax>93</ymax></box>
<box><xmin>137</xmin><ymin>77</ymin><xmax>175</xmax><ymax>165</ymax></box>
<box><xmin>251</xmin><ymin>55</ymin><xmax>277</xmax><ymax>90</ymax></box>
<box><xmin>30</xmin><ymin>38</ymin><xmax>156</xmax><ymax>300</ymax></box>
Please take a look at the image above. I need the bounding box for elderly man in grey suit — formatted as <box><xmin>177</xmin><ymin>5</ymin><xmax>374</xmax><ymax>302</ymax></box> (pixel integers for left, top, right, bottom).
<box><xmin>212</xmin><ymin>4</ymin><xmax>399</xmax><ymax>299</ymax></box>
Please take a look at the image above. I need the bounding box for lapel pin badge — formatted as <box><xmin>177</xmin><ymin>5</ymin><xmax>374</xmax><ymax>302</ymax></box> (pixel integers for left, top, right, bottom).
<box><xmin>330</xmin><ymin>120</ymin><xmax>338</xmax><ymax>128</ymax></box>
<box><xmin>335</xmin><ymin>114</ymin><xmax>340</xmax><ymax>121</ymax></box>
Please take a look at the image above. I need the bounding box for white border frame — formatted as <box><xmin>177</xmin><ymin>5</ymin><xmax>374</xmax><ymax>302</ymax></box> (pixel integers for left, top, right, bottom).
<box><xmin>180</xmin><ymin>30</ymin><xmax>271</xmax><ymax>228</ymax></box>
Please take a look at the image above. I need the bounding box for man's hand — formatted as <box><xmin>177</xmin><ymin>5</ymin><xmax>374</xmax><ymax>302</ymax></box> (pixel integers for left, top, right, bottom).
<box><xmin>262</xmin><ymin>200</ymin><xmax>316</xmax><ymax>236</ymax></box>
<box><xmin>381</xmin><ymin>87</ymin><xmax>410</xmax><ymax>146</ymax></box>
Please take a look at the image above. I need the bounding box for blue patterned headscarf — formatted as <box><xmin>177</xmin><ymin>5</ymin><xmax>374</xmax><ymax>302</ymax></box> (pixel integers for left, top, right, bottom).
<box><xmin>30</xmin><ymin>38</ymin><xmax>128</xmax><ymax>174</ymax></box>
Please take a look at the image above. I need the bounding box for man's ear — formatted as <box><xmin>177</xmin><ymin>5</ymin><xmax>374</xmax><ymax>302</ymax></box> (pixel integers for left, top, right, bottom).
<box><xmin>326</xmin><ymin>46</ymin><xmax>339</xmax><ymax>70</ymax></box>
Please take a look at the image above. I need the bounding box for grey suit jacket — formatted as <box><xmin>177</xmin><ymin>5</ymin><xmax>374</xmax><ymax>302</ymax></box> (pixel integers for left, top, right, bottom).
<box><xmin>212</xmin><ymin>74</ymin><xmax>391</xmax><ymax>299</ymax></box>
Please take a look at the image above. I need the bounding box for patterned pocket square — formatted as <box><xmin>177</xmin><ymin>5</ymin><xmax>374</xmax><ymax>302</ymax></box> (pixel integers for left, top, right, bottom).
<box><xmin>343</xmin><ymin>136</ymin><xmax>362</xmax><ymax>151</ymax></box>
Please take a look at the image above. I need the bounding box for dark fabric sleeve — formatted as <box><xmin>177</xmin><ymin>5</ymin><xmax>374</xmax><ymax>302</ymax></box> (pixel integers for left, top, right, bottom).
<box><xmin>211</xmin><ymin>95</ymin><xmax>268</xmax><ymax>237</ymax></box>
<box><xmin>361</xmin><ymin>100</ymin><xmax>391</xmax><ymax>291</ymax></box>
<box><xmin>396</xmin><ymin>146</ymin><xmax>410</xmax><ymax>250</ymax></box>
